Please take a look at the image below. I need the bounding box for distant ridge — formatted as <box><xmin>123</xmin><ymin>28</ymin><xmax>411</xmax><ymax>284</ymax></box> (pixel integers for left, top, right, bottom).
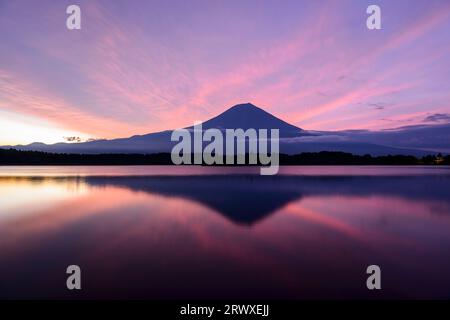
<box><xmin>2</xmin><ymin>103</ymin><xmax>449</xmax><ymax>156</ymax></box>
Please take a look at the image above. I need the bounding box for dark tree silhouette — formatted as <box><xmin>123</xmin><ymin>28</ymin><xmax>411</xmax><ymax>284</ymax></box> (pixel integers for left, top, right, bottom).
<box><xmin>1</xmin><ymin>148</ymin><xmax>448</xmax><ymax>166</ymax></box>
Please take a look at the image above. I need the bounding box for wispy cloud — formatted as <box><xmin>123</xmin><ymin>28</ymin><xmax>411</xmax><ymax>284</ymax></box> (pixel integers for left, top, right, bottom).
<box><xmin>424</xmin><ymin>113</ymin><xmax>450</xmax><ymax>123</ymax></box>
<box><xmin>0</xmin><ymin>0</ymin><xmax>449</xmax><ymax>144</ymax></box>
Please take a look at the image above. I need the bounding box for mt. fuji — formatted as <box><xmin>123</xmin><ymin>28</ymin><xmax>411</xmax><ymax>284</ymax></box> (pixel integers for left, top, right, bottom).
<box><xmin>3</xmin><ymin>103</ymin><xmax>449</xmax><ymax>156</ymax></box>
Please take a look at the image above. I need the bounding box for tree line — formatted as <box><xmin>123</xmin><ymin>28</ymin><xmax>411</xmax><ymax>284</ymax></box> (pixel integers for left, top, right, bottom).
<box><xmin>0</xmin><ymin>148</ymin><xmax>449</xmax><ymax>166</ymax></box>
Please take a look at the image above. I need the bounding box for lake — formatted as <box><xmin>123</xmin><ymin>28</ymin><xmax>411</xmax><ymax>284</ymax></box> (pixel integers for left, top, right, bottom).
<box><xmin>1</xmin><ymin>166</ymin><xmax>450</xmax><ymax>299</ymax></box>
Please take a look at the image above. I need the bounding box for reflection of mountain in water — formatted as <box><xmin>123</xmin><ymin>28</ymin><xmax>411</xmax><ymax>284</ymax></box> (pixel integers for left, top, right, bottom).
<box><xmin>85</xmin><ymin>175</ymin><xmax>450</xmax><ymax>225</ymax></box>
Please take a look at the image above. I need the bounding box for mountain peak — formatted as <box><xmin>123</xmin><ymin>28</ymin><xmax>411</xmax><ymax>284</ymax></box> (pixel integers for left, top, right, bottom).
<box><xmin>200</xmin><ymin>103</ymin><xmax>304</xmax><ymax>136</ymax></box>
<box><xmin>225</xmin><ymin>103</ymin><xmax>265</xmax><ymax>114</ymax></box>
<box><xmin>229</xmin><ymin>102</ymin><xmax>258</xmax><ymax>109</ymax></box>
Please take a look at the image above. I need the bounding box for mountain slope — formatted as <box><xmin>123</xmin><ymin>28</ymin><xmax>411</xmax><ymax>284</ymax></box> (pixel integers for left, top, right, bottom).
<box><xmin>2</xmin><ymin>103</ymin><xmax>448</xmax><ymax>156</ymax></box>
<box><xmin>198</xmin><ymin>103</ymin><xmax>306</xmax><ymax>137</ymax></box>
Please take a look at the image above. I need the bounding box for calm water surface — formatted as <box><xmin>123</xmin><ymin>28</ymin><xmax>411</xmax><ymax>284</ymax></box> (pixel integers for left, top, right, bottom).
<box><xmin>1</xmin><ymin>166</ymin><xmax>450</xmax><ymax>299</ymax></box>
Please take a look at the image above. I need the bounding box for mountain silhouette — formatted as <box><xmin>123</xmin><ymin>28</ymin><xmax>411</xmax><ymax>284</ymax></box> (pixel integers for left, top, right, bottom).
<box><xmin>198</xmin><ymin>103</ymin><xmax>306</xmax><ymax>137</ymax></box>
<box><xmin>2</xmin><ymin>103</ymin><xmax>449</xmax><ymax>155</ymax></box>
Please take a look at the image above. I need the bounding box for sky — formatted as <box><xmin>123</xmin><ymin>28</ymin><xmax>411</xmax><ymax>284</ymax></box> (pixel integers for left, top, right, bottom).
<box><xmin>1</xmin><ymin>0</ymin><xmax>450</xmax><ymax>145</ymax></box>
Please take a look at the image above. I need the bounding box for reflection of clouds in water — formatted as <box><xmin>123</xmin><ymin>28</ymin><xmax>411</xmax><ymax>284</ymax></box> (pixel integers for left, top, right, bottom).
<box><xmin>0</xmin><ymin>177</ymin><xmax>89</xmax><ymax>221</ymax></box>
<box><xmin>84</xmin><ymin>175</ymin><xmax>450</xmax><ymax>224</ymax></box>
<box><xmin>1</xmin><ymin>174</ymin><xmax>450</xmax><ymax>299</ymax></box>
